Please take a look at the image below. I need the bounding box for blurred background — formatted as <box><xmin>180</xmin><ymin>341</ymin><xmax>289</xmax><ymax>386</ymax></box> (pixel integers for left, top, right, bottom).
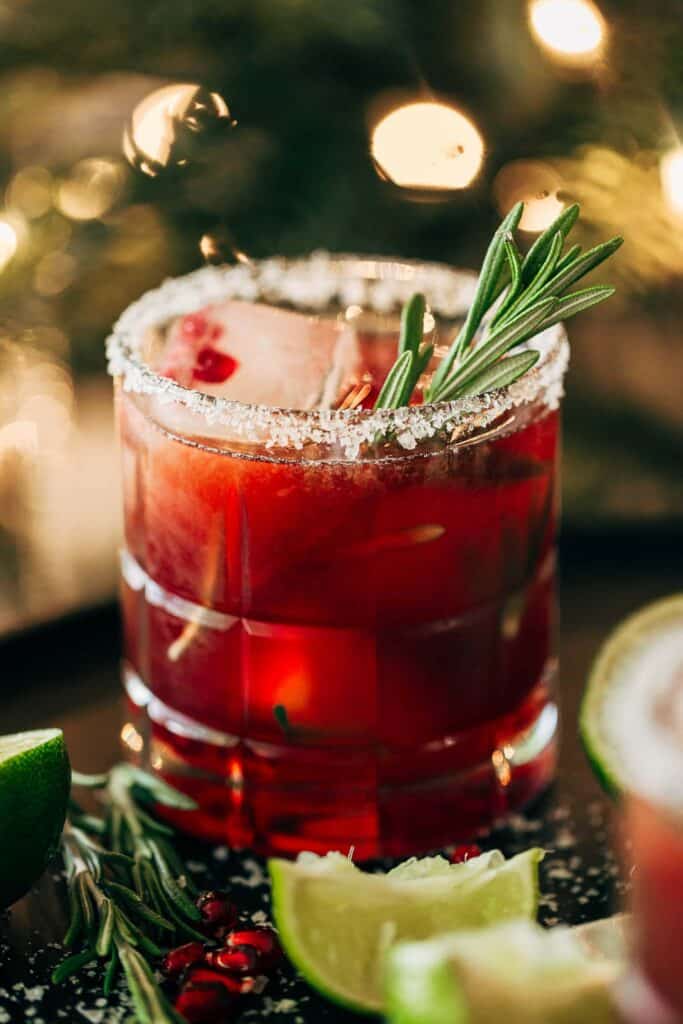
<box><xmin>1</xmin><ymin>0</ymin><xmax>682</xmax><ymax>636</ymax></box>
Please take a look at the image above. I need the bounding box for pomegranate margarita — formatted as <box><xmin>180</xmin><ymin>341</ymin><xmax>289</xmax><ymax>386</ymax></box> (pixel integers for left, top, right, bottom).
<box><xmin>108</xmin><ymin>254</ymin><xmax>568</xmax><ymax>857</ymax></box>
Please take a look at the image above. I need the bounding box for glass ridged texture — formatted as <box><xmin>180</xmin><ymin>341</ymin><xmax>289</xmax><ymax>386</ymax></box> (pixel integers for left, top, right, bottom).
<box><xmin>108</xmin><ymin>254</ymin><xmax>568</xmax><ymax>858</ymax></box>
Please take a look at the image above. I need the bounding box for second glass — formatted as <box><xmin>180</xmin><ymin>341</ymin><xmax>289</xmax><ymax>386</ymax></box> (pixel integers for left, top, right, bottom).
<box><xmin>109</xmin><ymin>254</ymin><xmax>568</xmax><ymax>857</ymax></box>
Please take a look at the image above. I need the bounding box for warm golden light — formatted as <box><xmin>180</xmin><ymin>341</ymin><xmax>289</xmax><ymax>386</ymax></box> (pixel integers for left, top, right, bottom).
<box><xmin>371</xmin><ymin>101</ymin><xmax>484</xmax><ymax>190</ymax></box>
<box><xmin>0</xmin><ymin>219</ymin><xmax>18</xmax><ymax>270</ymax></box>
<box><xmin>529</xmin><ymin>0</ymin><xmax>606</xmax><ymax>63</ymax></box>
<box><xmin>660</xmin><ymin>147</ymin><xmax>683</xmax><ymax>218</ymax></box>
<box><xmin>57</xmin><ymin>158</ymin><xmax>125</xmax><ymax>221</ymax></box>
<box><xmin>121</xmin><ymin>722</ymin><xmax>144</xmax><ymax>754</ymax></box>
<box><xmin>123</xmin><ymin>83</ymin><xmax>232</xmax><ymax>176</ymax></box>
<box><xmin>555</xmin><ymin>144</ymin><xmax>683</xmax><ymax>288</ymax></box>
<box><xmin>6</xmin><ymin>166</ymin><xmax>53</xmax><ymax>219</ymax></box>
<box><xmin>493</xmin><ymin>160</ymin><xmax>565</xmax><ymax>232</ymax></box>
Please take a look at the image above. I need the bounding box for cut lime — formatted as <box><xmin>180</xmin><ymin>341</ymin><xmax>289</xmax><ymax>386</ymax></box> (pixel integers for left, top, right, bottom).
<box><xmin>0</xmin><ymin>729</ymin><xmax>71</xmax><ymax>908</ymax></box>
<box><xmin>580</xmin><ymin>593</ymin><xmax>683</xmax><ymax>799</ymax></box>
<box><xmin>386</xmin><ymin>915</ymin><xmax>629</xmax><ymax>1024</ymax></box>
<box><xmin>269</xmin><ymin>847</ymin><xmax>543</xmax><ymax>1013</ymax></box>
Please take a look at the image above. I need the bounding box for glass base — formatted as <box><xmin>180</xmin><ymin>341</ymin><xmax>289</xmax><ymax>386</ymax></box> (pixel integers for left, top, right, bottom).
<box><xmin>122</xmin><ymin>661</ymin><xmax>558</xmax><ymax>859</ymax></box>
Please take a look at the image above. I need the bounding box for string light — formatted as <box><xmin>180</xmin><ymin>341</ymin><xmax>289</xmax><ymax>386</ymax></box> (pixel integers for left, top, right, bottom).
<box><xmin>0</xmin><ymin>219</ymin><xmax>18</xmax><ymax>270</ymax></box>
<box><xmin>371</xmin><ymin>100</ymin><xmax>484</xmax><ymax>191</ymax></box>
<box><xmin>493</xmin><ymin>160</ymin><xmax>565</xmax><ymax>232</ymax></box>
<box><xmin>660</xmin><ymin>147</ymin><xmax>683</xmax><ymax>218</ymax></box>
<box><xmin>528</xmin><ymin>0</ymin><xmax>606</xmax><ymax>64</ymax></box>
<box><xmin>57</xmin><ymin>158</ymin><xmax>125</xmax><ymax>221</ymax></box>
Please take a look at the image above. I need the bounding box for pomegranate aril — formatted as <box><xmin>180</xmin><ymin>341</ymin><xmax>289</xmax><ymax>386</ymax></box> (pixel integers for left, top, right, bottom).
<box><xmin>450</xmin><ymin>843</ymin><xmax>482</xmax><ymax>863</ymax></box>
<box><xmin>185</xmin><ymin>966</ymin><xmax>256</xmax><ymax>995</ymax></box>
<box><xmin>193</xmin><ymin>347</ymin><xmax>238</xmax><ymax>383</ymax></box>
<box><xmin>226</xmin><ymin>927</ymin><xmax>283</xmax><ymax>970</ymax></box>
<box><xmin>174</xmin><ymin>983</ymin><xmax>236</xmax><ymax>1023</ymax></box>
<box><xmin>181</xmin><ymin>313</ymin><xmax>209</xmax><ymax>342</ymax></box>
<box><xmin>161</xmin><ymin>941</ymin><xmax>205</xmax><ymax>977</ymax></box>
<box><xmin>196</xmin><ymin>891</ymin><xmax>238</xmax><ymax>931</ymax></box>
<box><xmin>204</xmin><ymin>945</ymin><xmax>258</xmax><ymax>975</ymax></box>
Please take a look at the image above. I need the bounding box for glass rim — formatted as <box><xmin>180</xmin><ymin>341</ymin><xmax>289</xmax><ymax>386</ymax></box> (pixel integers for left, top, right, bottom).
<box><xmin>106</xmin><ymin>252</ymin><xmax>569</xmax><ymax>457</ymax></box>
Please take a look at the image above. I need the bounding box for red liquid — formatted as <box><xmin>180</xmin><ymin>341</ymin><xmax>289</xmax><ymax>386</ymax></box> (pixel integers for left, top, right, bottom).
<box><xmin>628</xmin><ymin>798</ymin><xmax>683</xmax><ymax>1018</ymax></box>
<box><xmin>118</xmin><ymin>379</ymin><xmax>559</xmax><ymax>857</ymax></box>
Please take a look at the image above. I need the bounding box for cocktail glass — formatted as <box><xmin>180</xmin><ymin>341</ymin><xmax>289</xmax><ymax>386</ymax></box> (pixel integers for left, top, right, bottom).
<box><xmin>625</xmin><ymin>797</ymin><xmax>683</xmax><ymax>1021</ymax></box>
<box><xmin>107</xmin><ymin>254</ymin><xmax>568</xmax><ymax>858</ymax></box>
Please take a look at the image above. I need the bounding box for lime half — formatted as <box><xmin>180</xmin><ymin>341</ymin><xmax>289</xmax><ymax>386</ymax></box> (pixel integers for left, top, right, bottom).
<box><xmin>386</xmin><ymin>915</ymin><xmax>629</xmax><ymax>1024</ymax></box>
<box><xmin>580</xmin><ymin>593</ymin><xmax>683</xmax><ymax>799</ymax></box>
<box><xmin>0</xmin><ymin>729</ymin><xmax>71</xmax><ymax>908</ymax></box>
<box><xmin>269</xmin><ymin>847</ymin><xmax>543</xmax><ymax>1013</ymax></box>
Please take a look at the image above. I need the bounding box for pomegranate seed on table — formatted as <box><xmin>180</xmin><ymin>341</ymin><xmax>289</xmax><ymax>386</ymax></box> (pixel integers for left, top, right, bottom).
<box><xmin>204</xmin><ymin>945</ymin><xmax>258</xmax><ymax>975</ymax></box>
<box><xmin>450</xmin><ymin>843</ymin><xmax>482</xmax><ymax>863</ymax></box>
<box><xmin>185</xmin><ymin>966</ymin><xmax>257</xmax><ymax>995</ymax></box>
<box><xmin>193</xmin><ymin>347</ymin><xmax>239</xmax><ymax>383</ymax></box>
<box><xmin>161</xmin><ymin>941</ymin><xmax>205</xmax><ymax>977</ymax></box>
<box><xmin>225</xmin><ymin>927</ymin><xmax>283</xmax><ymax>970</ymax></box>
<box><xmin>174</xmin><ymin>983</ymin><xmax>236</xmax><ymax>1023</ymax></box>
<box><xmin>196</xmin><ymin>891</ymin><xmax>238</xmax><ymax>931</ymax></box>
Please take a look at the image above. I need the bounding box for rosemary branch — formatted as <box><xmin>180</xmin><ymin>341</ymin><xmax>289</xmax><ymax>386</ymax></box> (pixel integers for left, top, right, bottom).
<box><xmin>53</xmin><ymin>765</ymin><xmax>201</xmax><ymax>1024</ymax></box>
<box><xmin>374</xmin><ymin>202</ymin><xmax>622</xmax><ymax>411</ymax></box>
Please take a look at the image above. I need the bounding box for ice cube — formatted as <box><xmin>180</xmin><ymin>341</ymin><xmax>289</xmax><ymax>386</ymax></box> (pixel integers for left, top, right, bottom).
<box><xmin>156</xmin><ymin>300</ymin><xmax>363</xmax><ymax>410</ymax></box>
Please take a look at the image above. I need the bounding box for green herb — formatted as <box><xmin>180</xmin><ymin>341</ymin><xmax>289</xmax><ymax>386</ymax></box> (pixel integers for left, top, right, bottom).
<box><xmin>373</xmin><ymin>293</ymin><xmax>431</xmax><ymax>410</ymax></box>
<box><xmin>53</xmin><ymin>765</ymin><xmax>200</xmax><ymax>1024</ymax></box>
<box><xmin>376</xmin><ymin>202</ymin><xmax>622</xmax><ymax>411</ymax></box>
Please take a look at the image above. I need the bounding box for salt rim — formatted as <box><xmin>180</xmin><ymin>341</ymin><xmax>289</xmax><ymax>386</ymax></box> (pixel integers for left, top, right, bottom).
<box><xmin>106</xmin><ymin>253</ymin><xmax>569</xmax><ymax>458</ymax></box>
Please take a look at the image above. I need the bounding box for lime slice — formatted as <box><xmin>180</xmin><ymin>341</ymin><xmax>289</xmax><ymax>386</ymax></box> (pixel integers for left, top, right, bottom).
<box><xmin>580</xmin><ymin>593</ymin><xmax>683</xmax><ymax>798</ymax></box>
<box><xmin>385</xmin><ymin>915</ymin><xmax>629</xmax><ymax>1024</ymax></box>
<box><xmin>269</xmin><ymin>847</ymin><xmax>543</xmax><ymax>1013</ymax></box>
<box><xmin>0</xmin><ymin>729</ymin><xmax>71</xmax><ymax>908</ymax></box>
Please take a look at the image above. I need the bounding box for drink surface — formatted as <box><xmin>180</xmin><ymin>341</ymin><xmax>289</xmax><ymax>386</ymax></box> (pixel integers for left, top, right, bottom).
<box><xmin>114</xmin><ymin>278</ymin><xmax>563</xmax><ymax>857</ymax></box>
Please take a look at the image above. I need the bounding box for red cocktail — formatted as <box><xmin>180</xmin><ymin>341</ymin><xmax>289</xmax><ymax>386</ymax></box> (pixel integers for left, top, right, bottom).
<box><xmin>108</xmin><ymin>255</ymin><xmax>568</xmax><ymax>858</ymax></box>
<box><xmin>627</xmin><ymin>798</ymin><xmax>683</xmax><ymax>1021</ymax></box>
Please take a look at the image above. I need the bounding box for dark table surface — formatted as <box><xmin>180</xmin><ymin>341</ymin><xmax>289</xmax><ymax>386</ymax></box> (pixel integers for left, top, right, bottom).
<box><xmin>0</xmin><ymin>531</ymin><xmax>680</xmax><ymax>1024</ymax></box>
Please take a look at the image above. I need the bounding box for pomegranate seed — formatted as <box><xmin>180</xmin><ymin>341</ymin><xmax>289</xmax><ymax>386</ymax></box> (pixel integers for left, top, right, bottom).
<box><xmin>193</xmin><ymin>347</ymin><xmax>238</xmax><ymax>383</ymax></box>
<box><xmin>180</xmin><ymin>313</ymin><xmax>208</xmax><ymax>342</ymax></box>
<box><xmin>185</xmin><ymin>966</ymin><xmax>256</xmax><ymax>995</ymax></box>
<box><xmin>174</xmin><ymin>983</ymin><xmax>236</xmax><ymax>1023</ymax></box>
<box><xmin>196</xmin><ymin>891</ymin><xmax>238</xmax><ymax>931</ymax></box>
<box><xmin>359</xmin><ymin>384</ymin><xmax>379</xmax><ymax>409</ymax></box>
<box><xmin>204</xmin><ymin>945</ymin><xmax>258</xmax><ymax>975</ymax></box>
<box><xmin>161</xmin><ymin>941</ymin><xmax>205</xmax><ymax>977</ymax></box>
<box><xmin>226</xmin><ymin>928</ymin><xmax>283</xmax><ymax>970</ymax></box>
<box><xmin>450</xmin><ymin>843</ymin><xmax>482</xmax><ymax>863</ymax></box>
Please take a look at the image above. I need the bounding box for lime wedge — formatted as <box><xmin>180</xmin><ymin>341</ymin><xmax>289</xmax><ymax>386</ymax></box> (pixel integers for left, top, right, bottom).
<box><xmin>0</xmin><ymin>729</ymin><xmax>71</xmax><ymax>908</ymax></box>
<box><xmin>269</xmin><ymin>847</ymin><xmax>543</xmax><ymax>1013</ymax></box>
<box><xmin>580</xmin><ymin>593</ymin><xmax>683</xmax><ymax>798</ymax></box>
<box><xmin>385</xmin><ymin>915</ymin><xmax>629</xmax><ymax>1024</ymax></box>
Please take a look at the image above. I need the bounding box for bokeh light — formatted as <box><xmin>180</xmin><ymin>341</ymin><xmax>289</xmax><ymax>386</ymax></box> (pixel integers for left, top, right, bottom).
<box><xmin>493</xmin><ymin>160</ymin><xmax>565</xmax><ymax>232</ymax></box>
<box><xmin>660</xmin><ymin>147</ymin><xmax>683</xmax><ymax>218</ymax></box>
<box><xmin>34</xmin><ymin>251</ymin><xmax>77</xmax><ymax>296</ymax></box>
<box><xmin>56</xmin><ymin>158</ymin><xmax>125</xmax><ymax>221</ymax></box>
<box><xmin>199</xmin><ymin>228</ymin><xmax>251</xmax><ymax>265</ymax></box>
<box><xmin>123</xmin><ymin>83</ymin><xmax>234</xmax><ymax>177</ymax></box>
<box><xmin>6</xmin><ymin>166</ymin><xmax>53</xmax><ymax>219</ymax></box>
<box><xmin>555</xmin><ymin>145</ymin><xmax>683</xmax><ymax>288</ymax></box>
<box><xmin>528</xmin><ymin>0</ymin><xmax>606</xmax><ymax>64</ymax></box>
<box><xmin>0</xmin><ymin>219</ymin><xmax>18</xmax><ymax>270</ymax></box>
<box><xmin>371</xmin><ymin>100</ymin><xmax>484</xmax><ymax>191</ymax></box>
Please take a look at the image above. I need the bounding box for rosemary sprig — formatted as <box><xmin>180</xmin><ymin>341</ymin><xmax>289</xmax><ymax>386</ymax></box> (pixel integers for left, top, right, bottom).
<box><xmin>373</xmin><ymin>293</ymin><xmax>432</xmax><ymax>410</ymax></box>
<box><xmin>376</xmin><ymin>202</ymin><xmax>622</xmax><ymax>411</ymax></box>
<box><xmin>53</xmin><ymin>765</ymin><xmax>201</xmax><ymax>1024</ymax></box>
